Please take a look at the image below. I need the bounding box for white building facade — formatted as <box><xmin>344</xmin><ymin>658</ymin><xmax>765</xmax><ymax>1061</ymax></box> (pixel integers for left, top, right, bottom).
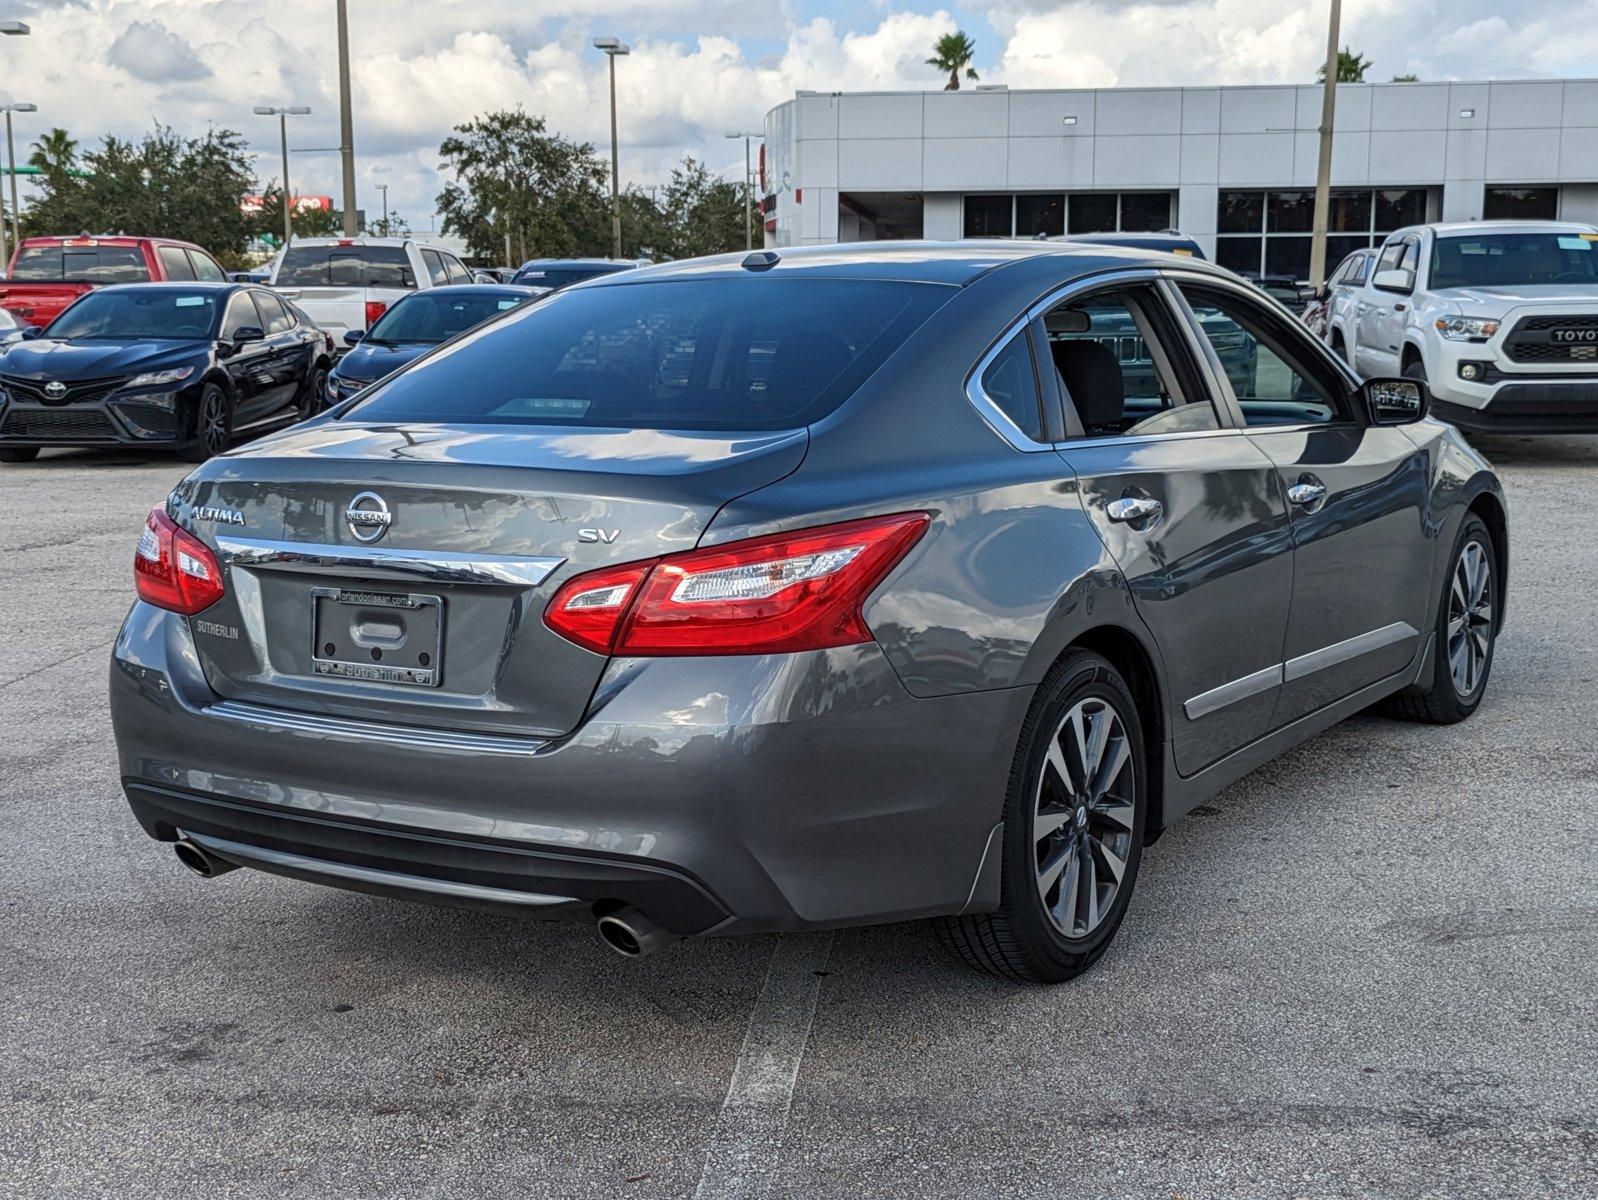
<box><xmin>761</xmin><ymin>79</ymin><xmax>1598</xmax><ymax>280</ymax></box>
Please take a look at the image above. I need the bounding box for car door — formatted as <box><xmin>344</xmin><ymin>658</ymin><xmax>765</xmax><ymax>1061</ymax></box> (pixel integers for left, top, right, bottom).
<box><xmin>1173</xmin><ymin>277</ymin><xmax>1433</xmax><ymax>728</ymax></box>
<box><xmin>1043</xmin><ymin>276</ymin><xmax>1296</xmax><ymax>775</ymax></box>
<box><xmin>219</xmin><ymin>289</ymin><xmax>274</xmax><ymax>416</ymax></box>
<box><xmin>243</xmin><ymin>290</ymin><xmax>302</xmax><ymax>420</ymax></box>
<box><xmin>1357</xmin><ymin>236</ymin><xmax>1420</xmax><ymax>377</ymax></box>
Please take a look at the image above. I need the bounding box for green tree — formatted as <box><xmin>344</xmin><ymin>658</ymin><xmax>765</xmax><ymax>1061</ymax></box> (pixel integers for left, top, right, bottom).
<box><xmin>246</xmin><ymin>185</ymin><xmax>342</xmax><ymax>244</ymax></box>
<box><xmin>1391</xmin><ymin>73</ymin><xmax>1420</xmax><ymax>82</ymax></box>
<box><xmin>656</xmin><ymin>156</ymin><xmax>744</xmax><ymax>259</ymax></box>
<box><xmin>1317</xmin><ymin>47</ymin><xmax>1373</xmax><ymax>83</ymax></box>
<box><xmin>367</xmin><ymin>210</ymin><xmax>411</xmax><ymax>238</ymax></box>
<box><xmin>435</xmin><ymin>109</ymin><xmax>610</xmax><ymax>260</ymax></box>
<box><xmin>26</xmin><ymin>125</ymin><xmax>255</xmax><ymax>256</ymax></box>
<box><xmin>927</xmin><ymin>32</ymin><xmax>980</xmax><ymax>91</ymax></box>
<box><xmin>26</xmin><ymin>127</ymin><xmax>78</xmax><ymax>191</ymax></box>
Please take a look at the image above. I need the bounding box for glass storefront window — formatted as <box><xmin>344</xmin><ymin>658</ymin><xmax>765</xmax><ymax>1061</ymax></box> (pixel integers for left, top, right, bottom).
<box><xmin>1016</xmin><ymin>193</ymin><xmax>1065</xmax><ymax>237</ymax></box>
<box><xmin>1119</xmin><ymin>192</ymin><xmax>1172</xmax><ymax>232</ymax></box>
<box><xmin>1067</xmin><ymin>193</ymin><xmax>1118</xmax><ymax>234</ymax></box>
<box><xmin>963</xmin><ymin>195</ymin><xmax>1013</xmax><ymax>238</ymax></box>
<box><xmin>1218</xmin><ymin>187</ymin><xmax>1431</xmax><ymax>280</ymax></box>
<box><xmin>1482</xmin><ymin>187</ymin><xmax>1557</xmax><ymax>221</ymax></box>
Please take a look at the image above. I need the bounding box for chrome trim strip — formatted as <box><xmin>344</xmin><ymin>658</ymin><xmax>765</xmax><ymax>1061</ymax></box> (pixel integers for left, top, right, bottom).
<box><xmin>1283</xmin><ymin>621</ymin><xmax>1419</xmax><ymax>682</ymax></box>
<box><xmin>215</xmin><ymin>535</ymin><xmax>564</xmax><ymax>588</ymax></box>
<box><xmin>1184</xmin><ymin>663</ymin><xmax>1283</xmax><ymax>720</ymax></box>
<box><xmin>203</xmin><ymin>699</ymin><xmax>550</xmax><ymax>757</ymax></box>
<box><xmin>184</xmin><ymin>831</ymin><xmax>578</xmax><ymax>908</ymax></box>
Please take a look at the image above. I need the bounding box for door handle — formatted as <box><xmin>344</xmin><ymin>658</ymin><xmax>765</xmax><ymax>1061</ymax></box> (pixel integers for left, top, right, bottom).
<box><xmin>1287</xmin><ymin>479</ymin><xmax>1327</xmax><ymax>509</ymax></box>
<box><xmin>1107</xmin><ymin>496</ymin><xmax>1163</xmax><ymax>524</ymax></box>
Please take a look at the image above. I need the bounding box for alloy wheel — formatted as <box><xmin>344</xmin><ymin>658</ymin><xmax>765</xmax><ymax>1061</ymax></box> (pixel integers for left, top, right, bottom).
<box><xmin>199</xmin><ymin>389</ymin><xmax>230</xmax><ymax>456</ymax></box>
<box><xmin>1448</xmin><ymin>540</ymin><xmax>1493</xmax><ymax>698</ymax></box>
<box><xmin>1033</xmin><ymin>696</ymin><xmax>1136</xmax><ymax>940</ymax></box>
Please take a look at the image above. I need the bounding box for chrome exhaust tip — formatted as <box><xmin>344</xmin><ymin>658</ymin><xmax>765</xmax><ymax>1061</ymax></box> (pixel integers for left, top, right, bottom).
<box><xmin>173</xmin><ymin>837</ymin><xmax>239</xmax><ymax>879</ymax></box>
<box><xmin>596</xmin><ymin>907</ymin><xmax>680</xmax><ymax>958</ymax></box>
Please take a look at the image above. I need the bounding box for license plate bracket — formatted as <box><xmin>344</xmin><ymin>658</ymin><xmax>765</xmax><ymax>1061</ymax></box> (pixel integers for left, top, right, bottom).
<box><xmin>310</xmin><ymin>587</ymin><xmax>443</xmax><ymax>687</ymax></box>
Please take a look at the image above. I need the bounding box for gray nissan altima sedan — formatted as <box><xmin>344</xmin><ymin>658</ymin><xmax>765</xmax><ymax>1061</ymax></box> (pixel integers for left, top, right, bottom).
<box><xmin>110</xmin><ymin>241</ymin><xmax>1507</xmax><ymax>983</ymax></box>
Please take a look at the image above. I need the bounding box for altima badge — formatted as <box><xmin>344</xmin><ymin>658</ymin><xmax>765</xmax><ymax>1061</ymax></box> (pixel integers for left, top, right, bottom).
<box><xmin>345</xmin><ymin>491</ymin><xmax>392</xmax><ymax>543</ymax></box>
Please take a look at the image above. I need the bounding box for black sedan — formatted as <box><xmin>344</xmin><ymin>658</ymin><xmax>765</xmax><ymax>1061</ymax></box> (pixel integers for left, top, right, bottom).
<box><xmin>0</xmin><ymin>282</ymin><xmax>332</xmax><ymax>463</ymax></box>
<box><xmin>325</xmin><ymin>284</ymin><xmax>543</xmax><ymax>404</ymax></box>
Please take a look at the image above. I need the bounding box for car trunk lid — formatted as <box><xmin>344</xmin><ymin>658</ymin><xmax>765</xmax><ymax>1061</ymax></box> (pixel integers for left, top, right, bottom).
<box><xmin>170</xmin><ymin>420</ymin><xmax>807</xmax><ymax>737</ymax></box>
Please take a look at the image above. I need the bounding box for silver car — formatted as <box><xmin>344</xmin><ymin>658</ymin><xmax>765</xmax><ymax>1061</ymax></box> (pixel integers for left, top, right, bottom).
<box><xmin>110</xmin><ymin>241</ymin><xmax>1506</xmax><ymax>982</ymax></box>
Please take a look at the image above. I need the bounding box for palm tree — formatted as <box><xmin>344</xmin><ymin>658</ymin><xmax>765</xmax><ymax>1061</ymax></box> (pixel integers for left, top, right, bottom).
<box><xmin>1316</xmin><ymin>47</ymin><xmax>1373</xmax><ymax>84</ymax></box>
<box><xmin>27</xmin><ymin>127</ymin><xmax>78</xmax><ymax>190</ymax></box>
<box><xmin>927</xmin><ymin>32</ymin><xmax>979</xmax><ymax>92</ymax></box>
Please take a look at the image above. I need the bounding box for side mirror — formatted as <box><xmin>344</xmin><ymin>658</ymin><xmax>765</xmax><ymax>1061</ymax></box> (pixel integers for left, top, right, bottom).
<box><xmin>1297</xmin><ymin>283</ymin><xmax>1320</xmax><ymax>305</ymax></box>
<box><xmin>230</xmin><ymin>325</ymin><xmax>265</xmax><ymax>343</ymax></box>
<box><xmin>1364</xmin><ymin>377</ymin><xmax>1428</xmax><ymax>426</ymax></box>
<box><xmin>343</xmin><ymin>329</ymin><xmax>364</xmax><ymax>346</ymax></box>
<box><xmin>1372</xmin><ymin>268</ymin><xmax>1414</xmax><ymax>294</ymax></box>
<box><xmin>20</xmin><ymin>324</ymin><xmax>43</xmax><ymax>340</ymax></box>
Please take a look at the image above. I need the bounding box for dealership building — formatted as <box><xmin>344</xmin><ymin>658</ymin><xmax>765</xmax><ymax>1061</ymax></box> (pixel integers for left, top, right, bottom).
<box><xmin>760</xmin><ymin>78</ymin><xmax>1598</xmax><ymax>279</ymax></box>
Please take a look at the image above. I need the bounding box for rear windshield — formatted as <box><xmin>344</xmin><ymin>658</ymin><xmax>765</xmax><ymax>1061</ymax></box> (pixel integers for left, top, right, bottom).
<box><xmin>513</xmin><ymin>265</ymin><xmax>629</xmax><ymax>289</ymax></box>
<box><xmin>47</xmin><ymin>289</ymin><xmax>219</xmax><ymax>339</ymax></box>
<box><xmin>344</xmin><ymin>278</ymin><xmax>952</xmax><ymax>431</ymax></box>
<box><xmin>11</xmin><ymin>244</ymin><xmax>149</xmax><ymax>283</ymax></box>
<box><xmin>277</xmin><ymin>244</ymin><xmax>415</xmax><ymax>288</ymax></box>
<box><xmin>1430</xmin><ymin>233</ymin><xmax>1598</xmax><ymax>289</ymax></box>
<box><xmin>366</xmin><ymin>291</ymin><xmax>532</xmax><ymax>344</ymax></box>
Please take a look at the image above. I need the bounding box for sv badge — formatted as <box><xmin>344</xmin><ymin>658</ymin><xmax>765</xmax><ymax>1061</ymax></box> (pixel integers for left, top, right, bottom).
<box><xmin>578</xmin><ymin>528</ymin><xmax>619</xmax><ymax>544</ymax></box>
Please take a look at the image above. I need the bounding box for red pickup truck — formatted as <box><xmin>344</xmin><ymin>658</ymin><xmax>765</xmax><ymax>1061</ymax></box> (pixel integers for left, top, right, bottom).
<box><xmin>0</xmin><ymin>235</ymin><xmax>229</xmax><ymax>328</ymax></box>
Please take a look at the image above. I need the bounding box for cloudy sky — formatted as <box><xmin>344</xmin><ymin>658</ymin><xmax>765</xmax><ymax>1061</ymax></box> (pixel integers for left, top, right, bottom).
<box><xmin>2</xmin><ymin>0</ymin><xmax>1595</xmax><ymax>231</ymax></box>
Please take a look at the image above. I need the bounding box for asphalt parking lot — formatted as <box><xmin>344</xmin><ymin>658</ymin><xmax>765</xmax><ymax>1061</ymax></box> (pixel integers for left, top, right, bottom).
<box><xmin>1</xmin><ymin>435</ymin><xmax>1594</xmax><ymax>1199</ymax></box>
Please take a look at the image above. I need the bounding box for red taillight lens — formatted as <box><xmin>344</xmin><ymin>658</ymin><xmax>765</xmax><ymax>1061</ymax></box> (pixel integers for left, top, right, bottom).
<box><xmin>544</xmin><ymin>513</ymin><xmax>929</xmax><ymax>657</ymax></box>
<box><xmin>134</xmin><ymin>506</ymin><xmax>225</xmax><ymax>615</ymax></box>
<box><xmin>364</xmin><ymin>300</ymin><xmax>387</xmax><ymax>328</ymax></box>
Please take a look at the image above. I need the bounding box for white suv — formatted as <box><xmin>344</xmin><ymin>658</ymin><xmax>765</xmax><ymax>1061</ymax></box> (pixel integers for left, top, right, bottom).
<box><xmin>269</xmin><ymin>237</ymin><xmax>475</xmax><ymax>346</ymax></box>
<box><xmin>1337</xmin><ymin>220</ymin><xmax>1598</xmax><ymax>434</ymax></box>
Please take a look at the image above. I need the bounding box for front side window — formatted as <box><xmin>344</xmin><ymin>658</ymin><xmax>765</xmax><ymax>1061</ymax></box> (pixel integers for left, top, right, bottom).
<box><xmin>1179</xmin><ymin>285</ymin><xmax>1348</xmax><ymax>428</ymax></box>
<box><xmin>345</xmin><ymin>278</ymin><xmax>953</xmax><ymax>431</ymax></box>
<box><xmin>252</xmin><ymin>291</ymin><xmax>295</xmax><ymax>335</ymax></box>
<box><xmin>443</xmin><ymin>256</ymin><xmax>472</xmax><ymax>284</ymax></box>
<box><xmin>1046</xmin><ymin>288</ymin><xmax>1218</xmax><ymax>439</ymax></box>
<box><xmin>46</xmin><ymin>289</ymin><xmax>218</xmax><ymax>339</ymax></box>
<box><xmin>188</xmin><ymin>250</ymin><xmax>227</xmax><ymax>282</ymax></box>
<box><xmin>221</xmin><ymin>292</ymin><xmax>258</xmax><ymax>338</ymax></box>
<box><xmin>12</xmin><ymin>244</ymin><xmax>149</xmax><ymax>283</ymax></box>
<box><xmin>978</xmin><ymin>333</ymin><xmax>1043</xmax><ymax>441</ymax></box>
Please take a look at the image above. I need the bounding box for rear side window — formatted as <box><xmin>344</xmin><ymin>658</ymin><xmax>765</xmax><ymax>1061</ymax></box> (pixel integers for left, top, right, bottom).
<box><xmin>276</xmin><ymin>244</ymin><xmax>415</xmax><ymax>288</ymax></box>
<box><xmin>978</xmin><ymin>334</ymin><xmax>1043</xmax><ymax>440</ymax></box>
<box><xmin>11</xmin><ymin>244</ymin><xmax>149</xmax><ymax>283</ymax></box>
<box><xmin>420</xmin><ymin>249</ymin><xmax>449</xmax><ymax>287</ymax></box>
<box><xmin>345</xmin><ymin>278</ymin><xmax>952</xmax><ymax>431</ymax></box>
<box><xmin>158</xmin><ymin>245</ymin><xmax>196</xmax><ymax>280</ymax></box>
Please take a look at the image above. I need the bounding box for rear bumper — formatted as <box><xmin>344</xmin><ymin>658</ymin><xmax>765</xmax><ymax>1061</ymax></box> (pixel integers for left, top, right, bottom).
<box><xmin>111</xmin><ymin>602</ymin><xmax>1027</xmax><ymax>935</ymax></box>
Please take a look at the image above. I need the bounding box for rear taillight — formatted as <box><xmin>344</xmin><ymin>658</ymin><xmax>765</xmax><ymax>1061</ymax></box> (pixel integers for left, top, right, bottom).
<box><xmin>134</xmin><ymin>506</ymin><xmax>225</xmax><ymax>615</ymax></box>
<box><xmin>364</xmin><ymin>300</ymin><xmax>387</xmax><ymax>327</ymax></box>
<box><xmin>545</xmin><ymin>512</ymin><xmax>929</xmax><ymax>657</ymax></box>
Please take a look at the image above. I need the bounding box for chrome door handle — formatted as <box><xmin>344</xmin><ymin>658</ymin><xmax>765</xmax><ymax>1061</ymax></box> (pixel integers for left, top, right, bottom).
<box><xmin>1107</xmin><ymin>496</ymin><xmax>1163</xmax><ymax>524</ymax></box>
<box><xmin>1287</xmin><ymin>481</ymin><xmax>1326</xmax><ymax>508</ymax></box>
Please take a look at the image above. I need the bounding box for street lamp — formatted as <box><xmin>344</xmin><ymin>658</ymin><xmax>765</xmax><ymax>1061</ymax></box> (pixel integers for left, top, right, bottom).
<box><xmin>1308</xmin><ymin>0</ymin><xmax>1343</xmax><ymax>288</ymax></box>
<box><xmin>1</xmin><ymin>103</ymin><xmax>37</xmax><ymax>254</ymax></box>
<box><xmin>253</xmin><ymin>105</ymin><xmax>311</xmax><ymax>247</ymax></box>
<box><xmin>724</xmin><ymin>131</ymin><xmax>763</xmax><ymax>250</ymax></box>
<box><xmin>593</xmin><ymin>36</ymin><xmax>630</xmax><ymax>259</ymax></box>
<box><xmin>335</xmin><ymin>0</ymin><xmax>357</xmax><ymax>237</ymax></box>
<box><xmin>376</xmin><ymin>182</ymin><xmax>388</xmax><ymax>232</ymax></box>
<box><xmin>0</xmin><ymin>21</ymin><xmax>29</xmax><ymax>272</ymax></box>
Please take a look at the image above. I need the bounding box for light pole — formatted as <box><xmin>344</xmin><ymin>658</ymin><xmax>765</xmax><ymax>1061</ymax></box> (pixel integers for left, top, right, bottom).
<box><xmin>1308</xmin><ymin>0</ymin><xmax>1343</xmax><ymax>289</ymax></box>
<box><xmin>336</xmin><ymin>0</ymin><xmax>357</xmax><ymax>236</ymax></box>
<box><xmin>1</xmin><ymin>102</ymin><xmax>36</xmax><ymax>253</ymax></box>
<box><xmin>253</xmin><ymin>106</ymin><xmax>311</xmax><ymax>247</ymax></box>
<box><xmin>0</xmin><ymin>21</ymin><xmax>30</xmax><ymax>273</ymax></box>
<box><xmin>724</xmin><ymin>131</ymin><xmax>762</xmax><ymax>250</ymax></box>
<box><xmin>376</xmin><ymin>183</ymin><xmax>388</xmax><ymax>232</ymax></box>
<box><xmin>593</xmin><ymin>36</ymin><xmax>630</xmax><ymax>259</ymax></box>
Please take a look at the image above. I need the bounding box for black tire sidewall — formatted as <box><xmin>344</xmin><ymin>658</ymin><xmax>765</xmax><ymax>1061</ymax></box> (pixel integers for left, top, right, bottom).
<box><xmin>1431</xmin><ymin>514</ymin><xmax>1498</xmax><ymax>718</ymax></box>
<box><xmin>185</xmin><ymin>383</ymin><xmax>232</xmax><ymax>462</ymax></box>
<box><xmin>300</xmin><ymin>365</ymin><xmax>328</xmax><ymax>419</ymax></box>
<box><xmin>1000</xmin><ymin>652</ymin><xmax>1147</xmax><ymax>978</ymax></box>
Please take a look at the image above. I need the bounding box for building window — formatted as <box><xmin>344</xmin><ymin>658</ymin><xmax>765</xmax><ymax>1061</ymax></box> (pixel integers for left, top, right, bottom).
<box><xmin>965</xmin><ymin>191</ymin><xmax>1174</xmax><ymax>239</ymax></box>
<box><xmin>1484</xmin><ymin>187</ymin><xmax>1557</xmax><ymax>221</ymax></box>
<box><xmin>1216</xmin><ymin>188</ymin><xmax>1430</xmax><ymax>281</ymax></box>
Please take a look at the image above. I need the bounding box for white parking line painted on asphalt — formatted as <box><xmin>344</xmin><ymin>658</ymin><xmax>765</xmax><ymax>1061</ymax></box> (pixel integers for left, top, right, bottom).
<box><xmin>693</xmin><ymin>933</ymin><xmax>834</xmax><ymax>1199</ymax></box>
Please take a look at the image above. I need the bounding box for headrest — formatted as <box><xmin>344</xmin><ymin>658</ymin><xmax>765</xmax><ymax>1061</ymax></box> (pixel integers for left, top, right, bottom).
<box><xmin>1051</xmin><ymin>339</ymin><xmax>1125</xmax><ymax>430</ymax></box>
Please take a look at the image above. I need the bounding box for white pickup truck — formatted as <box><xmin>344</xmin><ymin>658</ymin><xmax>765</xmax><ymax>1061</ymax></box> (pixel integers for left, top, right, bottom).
<box><xmin>1331</xmin><ymin>220</ymin><xmax>1598</xmax><ymax>434</ymax></box>
<box><xmin>269</xmin><ymin>237</ymin><xmax>476</xmax><ymax>347</ymax></box>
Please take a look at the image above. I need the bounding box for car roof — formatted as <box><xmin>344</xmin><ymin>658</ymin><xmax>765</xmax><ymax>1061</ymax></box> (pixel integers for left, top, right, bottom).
<box><xmin>588</xmin><ymin>239</ymin><xmax>1230</xmax><ymax>288</ymax></box>
<box><xmin>90</xmin><ymin>281</ymin><xmax>242</xmax><ymax>293</ymax></box>
<box><xmin>397</xmin><ymin>283</ymin><xmax>544</xmax><ymax>298</ymax></box>
<box><xmin>516</xmin><ymin>258</ymin><xmax>639</xmax><ymax>270</ymax></box>
<box><xmin>18</xmin><ymin>234</ymin><xmax>203</xmax><ymax>248</ymax></box>
<box><xmin>1395</xmin><ymin>220</ymin><xmax>1598</xmax><ymax>239</ymax></box>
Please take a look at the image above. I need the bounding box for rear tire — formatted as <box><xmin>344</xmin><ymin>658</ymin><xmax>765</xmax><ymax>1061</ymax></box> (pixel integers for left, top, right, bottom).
<box><xmin>1383</xmin><ymin>513</ymin><xmax>1498</xmax><ymax>724</ymax></box>
<box><xmin>182</xmin><ymin>383</ymin><xmax>233</xmax><ymax>463</ymax></box>
<box><xmin>935</xmin><ymin>649</ymin><xmax>1147</xmax><ymax>984</ymax></box>
<box><xmin>298</xmin><ymin>361</ymin><xmax>330</xmax><ymax>420</ymax></box>
<box><xmin>0</xmin><ymin>447</ymin><xmax>40</xmax><ymax>463</ymax></box>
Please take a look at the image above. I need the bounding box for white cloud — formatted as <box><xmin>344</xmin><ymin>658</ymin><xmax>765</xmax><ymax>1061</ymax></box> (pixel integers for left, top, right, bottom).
<box><xmin>0</xmin><ymin>0</ymin><xmax>1594</xmax><ymax>232</ymax></box>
